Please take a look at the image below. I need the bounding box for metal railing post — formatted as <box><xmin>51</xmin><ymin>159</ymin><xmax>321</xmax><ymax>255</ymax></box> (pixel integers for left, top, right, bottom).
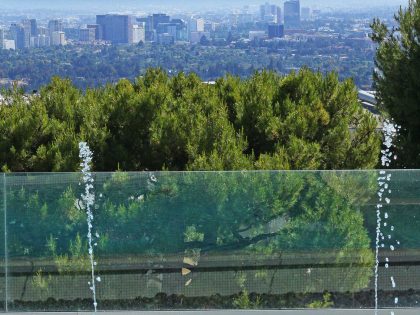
<box><xmin>3</xmin><ymin>173</ymin><xmax>8</xmax><ymax>312</ymax></box>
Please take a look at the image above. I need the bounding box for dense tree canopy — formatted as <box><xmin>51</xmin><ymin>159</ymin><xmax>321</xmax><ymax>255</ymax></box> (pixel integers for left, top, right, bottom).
<box><xmin>0</xmin><ymin>41</ymin><xmax>375</xmax><ymax>92</ymax></box>
<box><xmin>371</xmin><ymin>0</ymin><xmax>420</xmax><ymax>167</ymax></box>
<box><xmin>0</xmin><ymin>68</ymin><xmax>381</xmax><ymax>172</ymax></box>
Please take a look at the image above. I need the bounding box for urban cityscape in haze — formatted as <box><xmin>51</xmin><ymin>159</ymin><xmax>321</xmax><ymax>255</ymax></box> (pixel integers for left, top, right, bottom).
<box><xmin>0</xmin><ymin>0</ymin><xmax>408</xmax><ymax>90</ymax></box>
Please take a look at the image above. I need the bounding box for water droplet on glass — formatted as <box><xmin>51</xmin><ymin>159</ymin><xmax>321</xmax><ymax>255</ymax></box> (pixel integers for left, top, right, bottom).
<box><xmin>391</xmin><ymin>276</ymin><xmax>396</xmax><ymax>288</ymax></box>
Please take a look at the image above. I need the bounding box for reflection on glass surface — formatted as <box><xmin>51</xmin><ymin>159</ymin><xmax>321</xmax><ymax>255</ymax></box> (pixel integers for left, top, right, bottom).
<box><xmin>1</xmin><ymin>171</ymin><xmax>420</xmax><ymax>311</ymax></box>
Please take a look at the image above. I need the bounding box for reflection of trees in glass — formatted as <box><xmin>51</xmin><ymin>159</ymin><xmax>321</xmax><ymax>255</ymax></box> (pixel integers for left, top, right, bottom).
<box><xmin>7</xmin><ymin>171</ymin><xmax>376</xmax><ymax>293</ymax></box>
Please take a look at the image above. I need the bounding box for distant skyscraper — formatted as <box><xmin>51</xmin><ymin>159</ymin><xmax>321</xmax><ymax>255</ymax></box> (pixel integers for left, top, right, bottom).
<box><xmin>0</xmin><ymin>28</ymin><xmax>4</xmax><ymax>49</ymax></box>
<box><xmin>96</xmin><ymin>14</ymin><xmax>132</xmax><ymax>44</ymax></box>
<box><xmin>260</xmin><ymin>2</ymin><xmax>281</xmax><ymax>24</ymax></box>
<box><xmin>268</xmin><ymin>23</ymin><xmax>284</xmax><ymax>38</ymax></box>
<box><xmin>48</xmin><ymin>20</ymin><xmax>63</xmax><ymax>36</ymax></box>
<box><xmin>51</xmin><ymin>31</ymin><xmax>66</xmax><ymax>45</ymax></box>
<box><xmin>189</xmin><ymin>18</ymin><xmax>205</xmax><ymax>33</ymax></box>
<box><xmin>274</xmin><ymin>6</ymin><xmax>282</xmax><ymax>23</ymax></box>
<box><xmin>87</xmin><ymin>24</ymin><xmax>102</xmax><ymax>40</ymax></box>
<box><xmin>31</xmin><ymin>34</ymin><xmax>50</xmax><ymax>47</ymax></box>
<box><xmin>30</xmin><ymin>19</ymin><xmax>38</xmax><ymax>36</ymax></box>
<box><xmin>21</xmin><ymin>19</ymin><xmax>32</xmax><ymax>48</ymax></box>
<box><xmin>10</xmin><ymin>23</ymin><xmax>27</xmax><ymax>49</ymax></box>
<box><xmin>171</xmin><ymin>19</ymin><xmax>188</xmax><ymax>41</ymax></box>
<box><xmin>284</xmin><ymin>0</ymin><xmax>300</xmax><ymax>29</ymax></box>
<box><xmin>260</xmin><ymin>3</ymin><xmax>270</xmax><ymax>20</ymax></box>
<box><xmin>38</xmin><ymin>26</ymin><xmax>48</xmax><ymax>36</ymax></box>
<box><xmin>79</xmin><ymin>28</ymin><xmax>96</xmax><ymax>42</ymax></box>
<box><xmin>137</xmin><ymin>16</ymin><xmax>154</xmax><ymax>41</ymax></box>
<box><xmin>151</xmin><ymin>14</ymin><xmax>170</xmax><ymax>30</ymax></box>
<box><xmin>131</xmin><ymin>24</ymin><xmax>145</xmax><ymax>44</ymax></box>
<box><xmin>37</xmin><ymin>34</ymin><xmax>50</xmax><ymax>47</ymax></box>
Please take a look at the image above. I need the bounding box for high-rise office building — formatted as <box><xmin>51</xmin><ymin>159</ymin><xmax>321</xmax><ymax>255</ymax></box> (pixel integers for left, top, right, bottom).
<box><xmin>268</xmin><ymin>23</ymin><xmax>284</xmax><ymax>38</ymax></box>
<box><xmin>21</xmin><ymin>19</ymin><xmax>32</xmax><ymax>48</ymax></box>
<box><xmin>274</xmin><ymin>6</ymin><xmax>282</xmax><ymax>23</ymax></box>
<box><xmin>151</xmin><ymin>14</ymin><xmax>170</xmax><ymax>30</ymax></box>
<box><xmin>189</xmin><ymin>18</ymin><xmax>205</xmax><ymax>33</ymax></box>
<box><xmin>260</xmin><ymin>3</ymin><xmax>270</xmax><ymax>20</ymax></box>
<box><xmin>87</xmin><ymin>24</ymin><xmax>102</xmax><ymax>40</ymax></box>
<box><xmin>51</xmin><ymin>31</ymin><xmax>66</xmax><ymax>45</ymax></box>
<box><xmin>131</xmin><ymin>24</ymin><xmax>145</xmax><ymax>44</ymax></box>
<box><xmin>284</xmin><ymin>0</ymin><xmax>300</xmax><ymax>29</ymax></box>
<box><xmin>30</xmin><ymin>34</ymin><xmax>50</xmax><ymax>47</ymax></box>
<box><xmin>188</xmin><ymin>18</ymin><xmax>205</xmax><ymax>42</ymax></box>
<box><xmin>38</xmin><ymin>35</ymin><xmax>50</xmax><ymax>47</ymax></box>
<box><xmin>48</xmin><ymin>20</ymin><xmax>63</xmax><ymax>36</ymax></box>
<box><xmin>10</xmin><ymin>23</ymin><xmax>27</xmax><ymax>49</ymax></box>
<box><xmin>260</xmin><ymin>2</ymin><xmax>281</xmax><ymax>24</ymax></box>
<box><xmin>30</xmin><ymin>19</ymin><xmax>38</xmax><ymax>36</ymax></box>
<box><xmin>0</xmin><ymin>28</ymin><xmax>4</xmax><ymax>49</ymax></box>
<box><xmin>96</xmin><ymin>14</ymin><xmax>132</xmax><ymax>44</ymax></box>
<box><xmin>171</xmin><ymin>19</ymin><xmax>188</xmax><ymax>41</ymax></box>
<box><xmin>136</xmin><ymin>14</ymin><xmax>185</xmax><ymax>42</ymax></box>
<box><xmin>79</xmin><ymin>28</ymin><xmax>96</xmax><ymax>42</ymax></box>
<box><xmin>38</xmin><ymin>26</ymin><xmax>48</xmax><ymax>36</ymax></box>
<box><xmin>137</xmin><ymin>16</ymin><xmax>154</xmax><ymax>41</ymax></box>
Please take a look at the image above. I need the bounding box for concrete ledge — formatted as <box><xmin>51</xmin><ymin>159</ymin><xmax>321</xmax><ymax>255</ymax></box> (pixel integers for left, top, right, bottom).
<box><xmin>5</xmin><ymin>309</ymin><xmax>420</xmax><ymax>315</ymax></box>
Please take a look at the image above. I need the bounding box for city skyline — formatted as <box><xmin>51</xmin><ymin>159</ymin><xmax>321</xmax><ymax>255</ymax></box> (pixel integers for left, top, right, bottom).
<box><xmin>0</xmin><ymin>0</ymin><xmax>399</xmax><ymax>91</ymax></box>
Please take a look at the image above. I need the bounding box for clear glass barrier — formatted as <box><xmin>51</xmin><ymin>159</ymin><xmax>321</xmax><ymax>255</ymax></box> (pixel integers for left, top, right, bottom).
<box><xmin>2</xmin><ymin>171</ymin><xmax>419</xmax><ymax>311</ymax></box>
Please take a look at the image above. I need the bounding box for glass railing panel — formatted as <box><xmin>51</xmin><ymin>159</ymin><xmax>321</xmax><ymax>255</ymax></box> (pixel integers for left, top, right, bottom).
<box><xmin>2</xmin><ymin>170</ymin><xmax>420</xmax><ymax>311</ymax></box>
<box><xmin>5</xmin><ymin>173</ymin><xmax>83</xmax><ymax>311</ymax></box>
<box><xmin>361</xmin><ymin>170</ymin><xmax>420</xmax><ymax>309</ymax></box>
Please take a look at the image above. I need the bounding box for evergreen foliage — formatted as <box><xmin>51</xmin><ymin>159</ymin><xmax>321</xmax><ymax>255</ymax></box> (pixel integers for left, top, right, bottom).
<box><xmin>371</xmin><ymin>0</ymin><xmax>420</xmax><ymax>167</ymax></box>
<box><xmin>0</xmin><ymin>68</ymin><xmax>380</xmax><ymax>172</ymax></box>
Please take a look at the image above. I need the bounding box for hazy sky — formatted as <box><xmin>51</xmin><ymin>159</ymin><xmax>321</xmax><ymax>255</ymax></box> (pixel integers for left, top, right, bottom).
<box><xmin>1</xmin><ymin>0</ymin><xmax>409</xmax><ymax>11</ymax></box>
